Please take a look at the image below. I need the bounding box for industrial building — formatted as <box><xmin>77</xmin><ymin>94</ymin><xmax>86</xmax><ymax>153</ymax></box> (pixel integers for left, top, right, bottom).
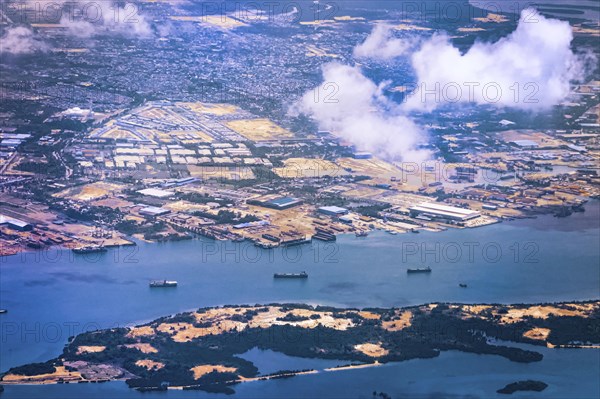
<box><xmin>338</xmin><ymin>215</ymin><xmax>353</xmax><ymax>224</ymax></box>
<box><xmin>353</xmin><ymin>152</ymin><xmax>372</xmax><ymax>159</ymax></box>
<box><xmin>139</xmin><ymin>206</ymin><xmax>171</xmax><ymax>217</ymax></box>
<box><xmin>248</xmin><ymin>196</ymin><xmax>303</xmax><ymax>210</ymax></box>
<box><xmin>409</xmin><ymin>203</ymin><xmax>480</xmax><ymax>221</ymax></box>
<box><xmin>0</xmin><ymin>214</ymin><xmax>33</xmax><ymax>231</ymax></box>
<box><xmin>318</xmin><ymin>206</ymin><xmax>349</xmax><ymax>216</ymax></box>
<box><xmin>137</xmin><ymin>188</ymin><xmax>175</xmax><ymax>198</ymax></box>
<box><xmin>511</xmin><ymin>140</ymin><xmax>539</xmax><ymax>149</ymax></box>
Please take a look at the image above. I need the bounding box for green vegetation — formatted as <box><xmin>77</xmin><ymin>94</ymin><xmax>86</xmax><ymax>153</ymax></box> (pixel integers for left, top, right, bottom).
<box><xmin>191</xmin><ymin>210</ymin><xmax>259</xmax><ymax>225</ymax></box>
<box><xmin>352</xmin><ymin>204</ymin><xmax>391</xmax><ymax>218</ymax></box>
<box><xmin>7</xmin><ymin>361</ymin><xmax>57</xmax><ymax>376</ymax></box>
<box><xmin>114</xmin><ymin>220</ymin><xmax>167</xmax><ymax>237</ymax></box>
<box><xmin>4</xmin><ymin>301</ymin><xmax>598</xmax><ymax>394</ymax></box>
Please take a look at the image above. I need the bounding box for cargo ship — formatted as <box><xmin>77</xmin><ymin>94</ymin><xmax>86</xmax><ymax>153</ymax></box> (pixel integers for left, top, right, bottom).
<box><xmin>312</xmin><ymin>228</ymin><xmax>336</xmax><ymax>242</ymax></box>
<box><xmin>280</xmin><ymin>237</ymin><xmax>311</xmax><ymax>247</ymax></box>
<box><xmin>0</xmin><ymin>309</ymin><xmax>7</xmax><ymax>314</ymax></box>
<box><xmin>273</xmin><ymin>271</ymin><xmax>308</xmax><ymax>279</ymax></box>
<box><xmin>255</xmin><ymin>241</ymin><xmax>279</xmax><ymax>249</ymax></box>
<box><xmin>149</xmin><ymin>280</ymin><xmax>178</xmax><ymax>288</ymax></box>
<box><xmin>406</xmin><ymin>266</ymin><xmax>432</xmax><ymax>274</ymax></box>
<box><xmin>262</xmin><ymin>233</ymin><xmax>281</xmax><ymax>243</ymax></box>
<box><xmin>312</xmin><ymin>233</ymin><xmax>336</xmax><ymax>241</ymax></box>
<box><xmin>72</xmin><ymin>245</ymin><xmax>107</xmax><ymax>254</ymax></box>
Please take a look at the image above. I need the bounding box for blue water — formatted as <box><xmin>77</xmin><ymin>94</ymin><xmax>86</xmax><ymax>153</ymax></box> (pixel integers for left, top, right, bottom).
<box><xmin>0</xmin><ymin>201</ymin><xmax>599</xmax><ymax>398</ymax></box>
<box><xmin>2</xmin><ymin>348</ymin><xmax>599</xmax><ymax>399</ymax></box>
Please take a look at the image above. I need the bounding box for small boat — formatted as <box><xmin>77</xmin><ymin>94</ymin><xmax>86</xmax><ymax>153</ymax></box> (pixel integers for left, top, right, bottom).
<box><xmin>355</xmin><ymin>231</ymin><xmax>368</xmax><ymax>237</ymax></box>
<box><xmin>274</xmin><ymin>271</ymin><xmax>308</xmax><ymax>279</ymax></box>
<box><xmin>459</xmin><ymin>283</ymin><xmax>468</xmax><ymax>288</ymax></box>
<box><xmin>0</xmin><ymin>309</ymin><xmax>7</xmax><ymax>314</ymax></box>
<box><xmin>255</xmin><ymin>241</ymin><xmax>279</xmax><ymax>249</ymax></box>
<box><xmin>72</xmin><ymin>245</ymin><xmax>107</xmax><ymax>254</ymax></box>
<box><xmin>150</xmin><ymin>280</ymin><xmax>178</xmax><ymax>288</ymax></box>
<box><xmin>407</xmin><ymin>267</ymin><xmax>432</xmax><ymax>274</ymax></box>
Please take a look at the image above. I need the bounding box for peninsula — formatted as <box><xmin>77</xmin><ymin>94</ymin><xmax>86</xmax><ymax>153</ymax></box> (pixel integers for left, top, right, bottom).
<box><xmin>2</xmin><ymin>301</ymin><xmax>598</xmax><ymax>394</ymax></box>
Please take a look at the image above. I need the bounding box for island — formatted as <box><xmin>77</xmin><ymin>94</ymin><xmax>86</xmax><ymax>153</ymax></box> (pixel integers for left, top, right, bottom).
<box><xmin>2</xmin><ymin>301</ymin><xmax>598</xmax><ymax>394</ymax></box>
<box><xmin>497</xmin><ymin>380</ymin><xmax>549</xmax><ymax>394</ymax></box>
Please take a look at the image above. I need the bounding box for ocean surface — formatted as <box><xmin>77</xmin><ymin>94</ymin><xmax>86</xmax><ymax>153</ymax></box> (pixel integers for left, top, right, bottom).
<box><xmin>1</xmin><ymin>201</ymin><xmax>599</xmax><ymax>398</ymax></box>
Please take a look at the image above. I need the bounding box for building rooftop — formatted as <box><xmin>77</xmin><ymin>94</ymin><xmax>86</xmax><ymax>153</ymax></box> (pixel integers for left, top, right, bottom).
<box><xmin>137</xmin><ymin>188</ymin><xmax>175</xmax><ymax>198</ymax></box>
<box><xmin>139</xmin><ymin>206</ymin><xmax>171</xmax><ymax>216</ymax></box>
<box><xmin>511</xmin><ymin>140</ymin><xmax>539</xmax><ymax>148</ymax></box>
<box><xmin>267</xmin><ymin>196</ymin><xmax>301</xmax><ymax>207</ymax></box>
<box><xmin>318</xmin><ymin>206</ymin><xmax>349</xmax><ymax>214</ymax></box>
<box><xmin>409</xmin><ymin>202</ymin><xmax>480</xmax><ymax>220</ymax></box>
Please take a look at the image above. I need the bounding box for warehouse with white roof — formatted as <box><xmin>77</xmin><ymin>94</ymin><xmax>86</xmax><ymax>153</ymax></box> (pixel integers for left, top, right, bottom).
<box><xmin>409</xmin><ymin>202</ymin><xmax>480</xmax><ymax>222</ymax></box>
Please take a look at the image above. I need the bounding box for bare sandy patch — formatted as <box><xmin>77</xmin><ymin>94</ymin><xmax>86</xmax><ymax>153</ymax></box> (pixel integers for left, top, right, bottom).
<box><xmin>334</xmin><ymin>16</ymin><xmax>365</xmax><ymax>21</ymax></box>
<box><xmin>500</xmin><ymin>305</ymin><xmax>586</xmax><ymax>324</ymax></box>
<box><xmin>523</xmin><ymin>328</ymin><xmax>551</xmax><ymax>341</ymax></box>
<box><xmin>248</xmin><ymin>307</ymin><xmax>355</xmax><ymax>331</ymax></box>
<box><xmin>76</xmin><ymin>346</ymin><xmax>106</xmax><ymax>355</ymax></box>
<box><xmin>393</xmin><ymin>23</ymin><xmax>431</xmax><ymax>31</ymax></box>
<box><xmin>191</xmin><ymin>365</ymin><xmax>237</xmax><ymax>380</ymax></box>
<box><xmin>125</xmin><ymin>343</ymin><xmax>158</xmax><ymax>354</ymax></box>
<box><xmin>178</xmin><ymin>102</ymin><xmax>241</xmax><ymax>116</ymax></box>
<box><xmin>225</xmin><ymin>118</ymin><xmax>294</xmax><ymax>141</ymax></box>
<box><xmin>473</xmin><ymin>13</ymin><xmax>508</xmax><ymax>23</ymax></box>
<box><xmin>1</xmin><ymin>366</ymin><xmax>82</xmax><ymax>385</ymax></box>
<box><xmin>191</xmin><ymin>307</ymin><xmax>355</xmax><ymax>333</ymax></box>
<box><xmin>460</xmin><ymin>305</ymin><xmax>492</xmax><ymax>318</ymax></box>
<box><xmin>572</xmin><ymin>25</ymin><xmax>600</xmax><ymax>36</ymax></box>
<box><xmin>127</xmin><ymin>326</ymin><xmax>155</xmax><ymax>338</ymax></box>
<box><xmin>458</xmin><ymin>27</ymin><xmax>486</xmax><ymax>32</ymax></box>
<box><xmin>157</xmin><ymin>320</ymin><xmax>247</xmax><ymax>343</ymax></box>
<box><xmin>53</xmin><ymin>182</ymin><xmax>124</xmax><ymax>202</ymax></box>
<box><xmin>354</xmin><ymin>343</ymin><xmax>389</xmax><ymax>357</ymax></box>
<box><xmin>382</xmin><ymin>311</ymin><xmax>412</xmax><ymax>331</ymax></box>
<box><xmin>358</xmin><ymin>311</ymin><xmax>381</xmax><ymax>320</ymax></box>
<box><xmin>135</xmin><ymin>359</ymin><xmax>164</xmax><ymax>370</ymax></box>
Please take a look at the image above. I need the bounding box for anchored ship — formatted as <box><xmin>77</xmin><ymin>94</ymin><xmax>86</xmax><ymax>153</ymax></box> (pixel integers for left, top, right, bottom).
<box><xmin>0</xmin><ymin>309</ymin><xmax>7</xmax><ymax>314</ymax></box>
<box><xmin>312</xmin><ymin>228</ymin><xmax>336</xmax><ymax>242</ymax></box>
<box><xmin>280</xmin><ymin>237</ymin><xmax>311</xmax><ymax>247</ymax></box>
<box><xmin>72</xmin><ymin>245</ymin><xmax>107</xmax><ymax>254</ymax></box>
<box><xmin>255</xmin><ymin>241</ymin><xmax>279</xmax><ymax>249</ymax></box>
<box><xmin>406</xmin><ymin>266</ymin><xmax>432</xmax><ymax>274</ymax></box>
<box><xmin>273</xmin><ymin>271</ymin><xmax>308</xmax><ymax>279</ymax></box>
<box><xmin>149</xmin><ymin>280</ymin><xmax>178</xmax><ymax>288</ymax></box>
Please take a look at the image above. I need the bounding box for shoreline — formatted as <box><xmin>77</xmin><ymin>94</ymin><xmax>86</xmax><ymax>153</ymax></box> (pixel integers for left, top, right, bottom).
<box><xmin>2</xmin><ymin>300</ymin><xmax>599</xmax><ymax>390</ymax></box>
<box><xmin>1</xmin><ymin>202</ymin><xmax>594</xmax><ymax>260</ymax></box>
<box><xmin>3</xmin><ymin>197</ymin><xmax>598</xmax><ymax>259</ymax></box>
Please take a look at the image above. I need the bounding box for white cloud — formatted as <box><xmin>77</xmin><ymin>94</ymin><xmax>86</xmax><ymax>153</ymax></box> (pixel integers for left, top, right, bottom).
<box><xmin>59</xmin><ymin>2</ymin><xmax>152</xmax><ymax>38</ymax></box>
<box><xmin>294</xmin><ymin>8</ymin><xmax>592</xmax><ymax>163</ymax></box>
<box><xmin>353</xmin><ymin>24</ymin><xmax>415</xmax><ymax>60</ymax></box>
<box><xmin>403</xmin><ymin>8</ymin><xmax>588</xmax><ymax>110</ymax></box>
<box><xmin>0</xmin><ymin>26</ymin><xmax>48</xmax><ymax>54</ymax></box>
<box><xmin>293</xmin><ymin>63</ymin><xmax>431</xmax><ymax>163</ymax></box>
